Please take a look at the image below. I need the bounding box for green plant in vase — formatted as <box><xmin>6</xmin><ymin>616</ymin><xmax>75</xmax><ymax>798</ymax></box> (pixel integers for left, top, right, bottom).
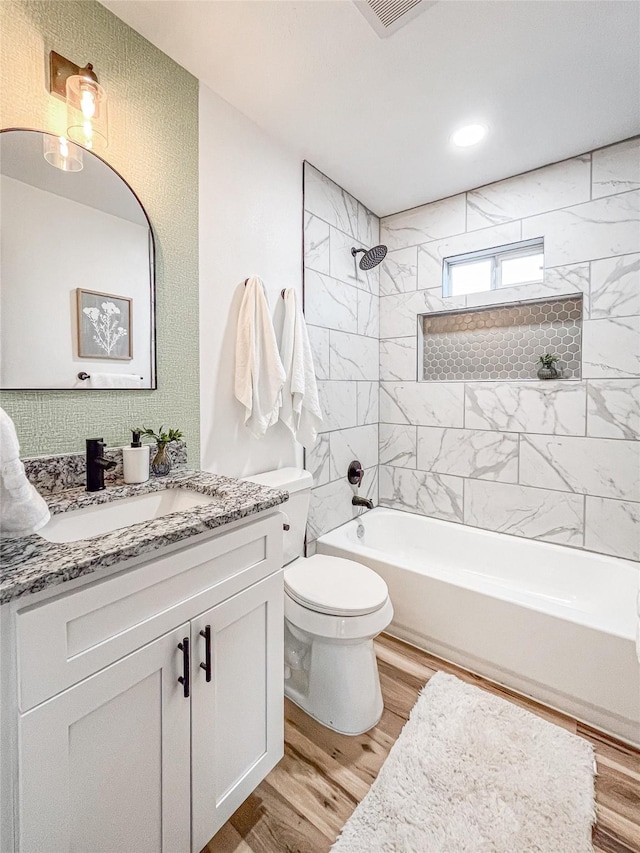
<box><xmin>134</xmin><ymin>426</ymin><xmax>183</xmax><ymax>476</ymax></box>
<box><xmin>536</xmin><ymin>353</ymin><xmax>560</xmax><ymax>380</ymax></box>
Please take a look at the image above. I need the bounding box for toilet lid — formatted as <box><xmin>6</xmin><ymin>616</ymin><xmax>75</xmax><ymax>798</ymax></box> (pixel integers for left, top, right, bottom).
<box><xmin>284</xmin><ymin>555</ymin><xmax>389</xmax><ymax>617</ymax></box>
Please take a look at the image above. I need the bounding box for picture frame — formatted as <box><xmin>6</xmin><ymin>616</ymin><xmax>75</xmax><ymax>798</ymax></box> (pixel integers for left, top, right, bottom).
<box><xmin>76</xmin><ymin>288</ymin><xmax>133</xmax><ymax>360</ymax></box>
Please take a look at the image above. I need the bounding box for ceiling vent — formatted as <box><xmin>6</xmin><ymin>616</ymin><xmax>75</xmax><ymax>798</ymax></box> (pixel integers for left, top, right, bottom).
<box><xmin>354</xmin><ymin>0</ymin><xmax>437</xmax><ymax>38</ymax></box>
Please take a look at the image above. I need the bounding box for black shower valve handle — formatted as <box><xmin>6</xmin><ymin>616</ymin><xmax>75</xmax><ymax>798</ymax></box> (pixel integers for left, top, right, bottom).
<box><xmin>347</xmin><ymin>460</ymin><xmax>365</xmax><ymax>487</ymax></box>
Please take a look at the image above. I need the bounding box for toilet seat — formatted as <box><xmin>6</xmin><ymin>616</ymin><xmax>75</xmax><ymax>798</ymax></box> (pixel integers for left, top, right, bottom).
<box><xmin>284</xmin><ymin>554</ymin><xmax>389</xmax><ymax>617</ymax></box>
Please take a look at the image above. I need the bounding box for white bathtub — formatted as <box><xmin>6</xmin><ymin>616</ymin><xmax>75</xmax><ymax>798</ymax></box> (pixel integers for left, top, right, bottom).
<box><xmin>317</xmin><ymin>507</ymin><xmax>640</xmax><ymax>746</ymax></box>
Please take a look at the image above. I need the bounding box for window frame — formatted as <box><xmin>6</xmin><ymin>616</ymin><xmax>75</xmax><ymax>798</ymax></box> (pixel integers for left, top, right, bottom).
<box><xmin>442</xmin><ymin>237</ymin><xmax>544</xmax><ymax>298</ymax></box>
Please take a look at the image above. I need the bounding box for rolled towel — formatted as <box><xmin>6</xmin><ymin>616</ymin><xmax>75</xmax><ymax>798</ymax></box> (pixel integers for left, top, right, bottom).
<box><xmin>0</xmin><ymin>408</ymin><xmax>50</xmax><ymax>538</ymax></box>
<box><xmin>87</xmin><ymin>373</ymin><xmax>143</xmax><ymax>388</ymax></box>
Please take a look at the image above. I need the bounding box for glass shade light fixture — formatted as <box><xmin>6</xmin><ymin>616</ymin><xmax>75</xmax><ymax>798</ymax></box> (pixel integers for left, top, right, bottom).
<box><xmin>49</xmin><ymin>51</ymin><xmax>108</xmax><ymax>153</ymax></box>
<box><xmin>42</xmin><ymin>134</ymin><xmax>84</xmax><ymax>172</ymax></box>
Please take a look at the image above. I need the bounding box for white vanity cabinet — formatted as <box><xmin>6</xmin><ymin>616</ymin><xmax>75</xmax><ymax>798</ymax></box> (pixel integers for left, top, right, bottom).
<box><xmin>3</xmin><ymin>512</ymin><xmax>284</xmax><ymax>853</ymax></box>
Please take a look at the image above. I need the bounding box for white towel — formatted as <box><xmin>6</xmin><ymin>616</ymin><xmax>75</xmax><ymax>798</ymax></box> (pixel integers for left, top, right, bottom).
<box><xmin>87</xmin><ymin>373</ymin><xmax>143</xmax><ymax>388</ymax></box>
<box><xmin>0</xmin><ymin>407</ymin><xmax>51</xmax><ymax>538</ymax></box>
<box><xmin>279</xmin><ymin>288</ymin><xmax>323</xmax><ymax>448</ymax></box>
<box><xmin>234</xmin><ymin>276</ymin><xmax>286</xmax><ymax>438</ymax></box>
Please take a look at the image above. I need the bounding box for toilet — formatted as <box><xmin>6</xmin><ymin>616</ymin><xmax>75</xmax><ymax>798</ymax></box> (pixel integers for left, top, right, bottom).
<box><xmin>245</xmin><ymin>468</ymin><xmax>393</xmax><ymax>735</ymax></box>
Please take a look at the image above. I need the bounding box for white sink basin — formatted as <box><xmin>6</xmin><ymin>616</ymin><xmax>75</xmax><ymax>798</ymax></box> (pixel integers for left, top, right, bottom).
<box><xmin>39</xmin><ymin>488</ymin><xmax>218</xmax><ymax>544</ymax></box>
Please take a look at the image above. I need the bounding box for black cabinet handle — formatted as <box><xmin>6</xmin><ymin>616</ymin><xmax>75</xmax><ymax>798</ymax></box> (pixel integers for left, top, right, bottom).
<box><xmin>177</xmin><ymin>637</ymin><xmax>190</xmax><ymax>698</ymax></box>
<box><xmin>199</xmin><ymin>625</ymin><xmax>212</xmax><ymax>683</ymax></box>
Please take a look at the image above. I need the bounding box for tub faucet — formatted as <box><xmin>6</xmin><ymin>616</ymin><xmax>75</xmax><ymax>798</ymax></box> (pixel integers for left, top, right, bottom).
<box><xmin>86</xmin><ymin>438</ymin><xmax>117</xmax><ymax>492</ymax></box>
<box><xmin>352</xmin><ymin>495</ymin><xmax>374</xmax><ymax>510</ymax></box>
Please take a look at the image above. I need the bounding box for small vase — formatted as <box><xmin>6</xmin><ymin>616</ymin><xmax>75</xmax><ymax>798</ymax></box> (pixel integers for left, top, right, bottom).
<box><xmin>537</xmin><ymin>363</ymin><xmax>560</xmax><ymax>380</ymax></box>
<box><xmin>151</xmin><ymin>443</ymin><xmax>171</xmax><ymax>476</ymax></box>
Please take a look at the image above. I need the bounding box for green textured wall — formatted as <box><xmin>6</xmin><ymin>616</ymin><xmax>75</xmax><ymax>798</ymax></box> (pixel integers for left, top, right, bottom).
<box><xmin>0</xmin><ymin>0</ymin><xmax>200</xmax><ymax>460</ymax></box>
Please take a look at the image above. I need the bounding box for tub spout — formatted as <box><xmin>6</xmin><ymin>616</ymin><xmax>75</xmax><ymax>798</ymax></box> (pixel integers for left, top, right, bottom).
<box><xmin>352</xmin><ymin>495</ymin><xmax>373</xmax><ymax>510</ymax></box>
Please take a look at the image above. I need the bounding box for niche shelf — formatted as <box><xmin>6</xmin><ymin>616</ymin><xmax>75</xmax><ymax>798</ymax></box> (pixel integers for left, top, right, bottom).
<box><xmin>420</xmin><ymin>295</ymin><xmax>583</xmax><ymax>382</ymax></box>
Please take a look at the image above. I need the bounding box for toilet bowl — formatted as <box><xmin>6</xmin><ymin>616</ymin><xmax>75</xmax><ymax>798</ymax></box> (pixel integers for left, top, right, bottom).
<box><xmin>244</xmin><ymin>468</ymin><xmax>393</xmax><ymax>735</ymax></box>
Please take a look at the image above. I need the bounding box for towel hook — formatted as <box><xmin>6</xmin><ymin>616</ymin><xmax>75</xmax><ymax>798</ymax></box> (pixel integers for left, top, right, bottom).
<box><xmin>243</xmin><ymin>279</ymin><xmax>287</xmax><ymax>300</ymax></box>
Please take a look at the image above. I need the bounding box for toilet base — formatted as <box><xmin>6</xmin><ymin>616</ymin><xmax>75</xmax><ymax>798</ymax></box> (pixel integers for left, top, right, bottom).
<box><xmin>286</xmin><ymin>692</ymin><xmax>383</xmax><ymax>737</ymax></box>
<box><xmin>284</xmin><ymin>629</ymin><xmax>385</xmax><ymax>735</ymax></box>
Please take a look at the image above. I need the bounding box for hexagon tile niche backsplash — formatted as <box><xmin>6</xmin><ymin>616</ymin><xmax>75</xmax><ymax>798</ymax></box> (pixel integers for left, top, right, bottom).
<box><xmin>421</xmin><ymin>296</ymin><xmax>583</xmax><ymax>382</ymax></box>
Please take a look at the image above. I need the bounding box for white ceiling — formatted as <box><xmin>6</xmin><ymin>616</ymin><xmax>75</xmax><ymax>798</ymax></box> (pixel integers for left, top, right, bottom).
<box><xmin>101</xmin><ymin>0</ymin><xmax>640</xmax><ymax>216</ymax></box>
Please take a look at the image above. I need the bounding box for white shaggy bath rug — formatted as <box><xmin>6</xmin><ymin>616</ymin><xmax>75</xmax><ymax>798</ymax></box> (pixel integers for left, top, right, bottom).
<box><xmin>332</xmin><ymin>671</ymin><xmax>595</xmax><ymax>853</ymax></box>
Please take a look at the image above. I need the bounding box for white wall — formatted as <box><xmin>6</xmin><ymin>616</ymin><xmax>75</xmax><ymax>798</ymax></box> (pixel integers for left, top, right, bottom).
<box><xmin>198</xmin><ymin>84</ymin><xmax>303</xmax><ymax>477</ymax></box>
<box><xmin>0</xmin><ymin>176</ymin><xmax>152</xmax><ymax>389</ymax></box>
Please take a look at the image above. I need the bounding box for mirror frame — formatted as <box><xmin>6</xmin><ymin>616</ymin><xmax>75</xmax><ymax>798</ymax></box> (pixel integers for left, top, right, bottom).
<box><xmin>0</xmin><ymin>127</ymin><xmax>157</xmax><ymax>391</ymax></box>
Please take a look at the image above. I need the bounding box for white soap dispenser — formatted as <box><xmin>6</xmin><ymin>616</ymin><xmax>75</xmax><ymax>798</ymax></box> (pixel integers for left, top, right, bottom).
<box><xmin>123</xmin><ymin>430</ymin><xmax>150</xmax><ymax>484</ymax></box>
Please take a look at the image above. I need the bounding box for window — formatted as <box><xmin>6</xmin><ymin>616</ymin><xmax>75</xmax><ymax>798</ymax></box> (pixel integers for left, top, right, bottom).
<box><xmin>443</xmin><ymin>238</ymin><xmax>544</xmax><ymax>297</ymax></box>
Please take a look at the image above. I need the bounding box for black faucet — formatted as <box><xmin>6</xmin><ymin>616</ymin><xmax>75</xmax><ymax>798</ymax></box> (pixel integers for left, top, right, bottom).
<box><xmin>86</xmin><ymin>438</ymin><xmax>117</xmax><ymax>492</ymax></box>
<box><xmin>352</xmin><ymin>495</ymin><xmax>374</xmax><ymax>510</ymax></box>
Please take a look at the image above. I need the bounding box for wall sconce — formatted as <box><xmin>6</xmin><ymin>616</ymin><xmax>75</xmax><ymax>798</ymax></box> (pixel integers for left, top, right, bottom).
<box><xmin>43</xmin><ymin>134</ymin><xmax>84</xmax><ymax>171</ymax></box>
<box><xmin>49</xmin><ymin>51</ymin><xmax>108</xmax><ymax>152</ymax></box>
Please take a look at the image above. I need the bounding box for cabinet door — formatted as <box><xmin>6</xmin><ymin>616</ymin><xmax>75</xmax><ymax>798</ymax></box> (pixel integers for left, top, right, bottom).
<box><xmin>191</xmin><ymin>571</ymin><xmax>284</xmax><ymax>853</ymax></box>
<box><xmin>18</xmin><ymin>624</ymin><xmax>191</xmax><ymax>853</ymax></box>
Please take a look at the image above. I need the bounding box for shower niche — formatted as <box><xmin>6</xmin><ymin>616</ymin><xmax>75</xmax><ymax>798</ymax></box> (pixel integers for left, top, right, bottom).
<box><xmin>419</xmin><ymin>295</ymin><xmax>583</xmax><ymax>382</ymax></box>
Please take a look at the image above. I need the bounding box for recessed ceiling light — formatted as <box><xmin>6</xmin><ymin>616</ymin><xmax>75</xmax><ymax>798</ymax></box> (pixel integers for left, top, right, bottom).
<box><xmin>451</xmin><ymin>124</ymin><xmax>487</xmax><ymax>148</ymax></box>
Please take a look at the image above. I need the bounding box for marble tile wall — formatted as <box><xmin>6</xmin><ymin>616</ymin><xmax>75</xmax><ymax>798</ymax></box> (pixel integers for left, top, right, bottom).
<box><xmin>379</xmin><ymin>138</ymin><xmax>640</xmax><ymax>561</ymax></box>
<box><xmin>303</xmin><ymin>163</ymin><xmax>380</xmax><ymax>547</ymax></box>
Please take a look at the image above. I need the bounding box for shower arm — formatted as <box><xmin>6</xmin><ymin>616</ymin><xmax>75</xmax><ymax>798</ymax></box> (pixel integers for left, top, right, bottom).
<box><xmin>351</xmin><ymin>248</ymin><xmax>366</xmax><ymax>258</ymax></box>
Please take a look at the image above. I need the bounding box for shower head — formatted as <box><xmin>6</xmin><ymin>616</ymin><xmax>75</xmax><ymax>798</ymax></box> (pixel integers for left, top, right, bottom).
<box><xmin>351</xmin><ymin>244</ymin><xmax>388</xmax><ymax>271</ymax></box>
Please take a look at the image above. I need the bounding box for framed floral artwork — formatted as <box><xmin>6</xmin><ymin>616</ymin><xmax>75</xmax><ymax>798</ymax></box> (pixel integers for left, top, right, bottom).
<box><xmin>77</xmin><ymin>289</ymin><xmax>132</xmax><ymax>360</ymax></box>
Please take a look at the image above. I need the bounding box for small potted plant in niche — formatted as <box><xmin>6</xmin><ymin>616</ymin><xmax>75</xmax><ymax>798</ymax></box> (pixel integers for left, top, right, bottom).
<box><xmin>135</xmin><ymin>426</ymin><xmax>183</xmax><ymax>476</ymax></box>
<box><xmin>537</xmin><ymin>353</ymin><xmax>561</xmax><ymax>380</ymax></box>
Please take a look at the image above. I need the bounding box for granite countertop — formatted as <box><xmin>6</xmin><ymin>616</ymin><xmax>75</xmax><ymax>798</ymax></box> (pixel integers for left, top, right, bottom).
<box><xmin>0</xmin><ymin>470</ymin><xmax>288</xmax><ymax>605</ymax></box>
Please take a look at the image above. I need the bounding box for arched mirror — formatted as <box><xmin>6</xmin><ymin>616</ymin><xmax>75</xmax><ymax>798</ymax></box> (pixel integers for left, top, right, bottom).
<box><xmin>0</xmin><ymin>129</ymin><xmax>156</xmax><ymax>390</ymax></box>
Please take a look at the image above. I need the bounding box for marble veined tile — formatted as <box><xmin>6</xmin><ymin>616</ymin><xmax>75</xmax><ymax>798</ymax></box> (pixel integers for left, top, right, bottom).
<box><xmin>465</xmin><ymin>263</ymin><xmax>589</xmax><ymax>309</ymax></box>
<box><xmin>522</xmin><ymin>190</ymin><xmax>640</xmax><ymax>267</ymax></box>
<box><xmin>308</xmin><ymin>478</ymin><xmax>354</xmax><ymax>540</ymax></box>
<box><xmin>590</xmin><ymin>253</ymin><xmax>640</xmax><ymax>319</ymax></box>
<box><xmin>380</xmin><ymin>247</ymin><xmax>418</xmax><ymax>295</ymax></box>
<box><xmin>306</xmin><ymin>325</ymin><xmax>330</xmax><ymax>380</ymax></box>
<box><xmin>330</xmin><ymin>424</ymin><xmax>378</xmax><ymax>481</ymax></box>
<box><xmin>357</xmin><ymin>381</ymin><xmax>378</xmax><ymax>426</ymax></box>
<box><xmin>304</xmin><ymin>269</ymin><xmax>357</xmax><ymax>333</ymax></box>
<box><xmin>357</xmin><ymin>202</ymin><xmax>379</xmax><ymax>248</ymax></box>
<box><xmin>380</xmin><ymin>194</ymin><xmax>466</xmax><ymax>251</ymax></box>
<box><xmin>417</xmin><ymin>427</ymin><xmax>518</xmax><ymax>482</ymax></box>
<box><xmin>592</xmin><ymin>138</ymin><xmax>640</xmax><ymax>199</ymax></box>
<box><xmin>379</xmin><ymin>465</ymin><xmax>463</xmax><ymax>523</ymax></box>
<box><xmin>464</xmin><ymin>381</ymin><xmax>586</xmax><ymax>435</ymax></box>
<box><xmin>357</xmin><ymin>289</ymin><xmax>379</xmax><ymax>338</ymax></box>
<box><xmin>305</xmin><ymin>433</ymin><xmax>330</xmax><ymax>487</ymax></box>
<box><xmin>380</xmin><ymin>381</ymin><xmax>464</xmax><ymax>427</ymax></box>
<box><xmin>304</xmin><ymin>213</ymin><xmax>330</xmax><ymax>274</ymax></box>
<box><xmin>585</xmin><ymin>497</ymin><xmax>640</xmax><ymax>561</ymax></box>
<box><xmin>380</xmin><ymin>337</ymin><xmax>417</xmax><ymax>381</ymax></box>
<box><xmin>586</xmin><ymin>379</ymin><xmax>640</xmax><ymax>439</ymax></box>
<box><xmin>464</xmin><ymin>480</ymin><xmax>584</xmax><ymax>546</ymax></box>
<box><xmin>582</xmin><ymin>316</ymin><xmax>640</xmax><ymax>378</ymax></box>
<box><xmin>330</xmin><ymin>331</ymin><xmax>379</xmax><ymax>381</ymax></box>
<box><xmin>330</xmin><ymin>226</ymin><xmax>378</xmax><ymax>294</ymax></box>
<box><xmin>308</xmin><ymin>467</ymin><xmax>378</xmax><ymax>541</ymax></box>
<box><xmin>417</xmin><ymin>222</ymin><xmax>522</xmax><ymax>290</ymax></box>
<box><xmin>316</xmin><ymin>381</ymin><xmax>357</xmax><ymax>431</ymax></box>
<box><xmin>466</xmin><ymin>156</ymin><xmax>591</xmax><ymax>231</ymax></box>
<box><xmin>379</xmin><ymin>289</ymin><xmax>464</xmax><ymax>338</ymax></box>
<box><xmin>379</xmin><ymin>423</ymin><xmax>417</xmax><ymax>468</ymax></box>
<box><xmin>519</xmin><ymin>434</ymin><xmax>640</xmax><ymax>501</ymax></box>
<box><xmin>304</xmin><ymin>163</ymin><xmax>358</xmax><ymax>237</ymax></box>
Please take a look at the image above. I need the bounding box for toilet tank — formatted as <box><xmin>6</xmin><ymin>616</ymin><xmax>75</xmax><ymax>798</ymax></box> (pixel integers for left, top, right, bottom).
<box><xmin>243</xmin><ymin>468</ymin><xmax>313</xmax><ymax>565</ymax></box>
